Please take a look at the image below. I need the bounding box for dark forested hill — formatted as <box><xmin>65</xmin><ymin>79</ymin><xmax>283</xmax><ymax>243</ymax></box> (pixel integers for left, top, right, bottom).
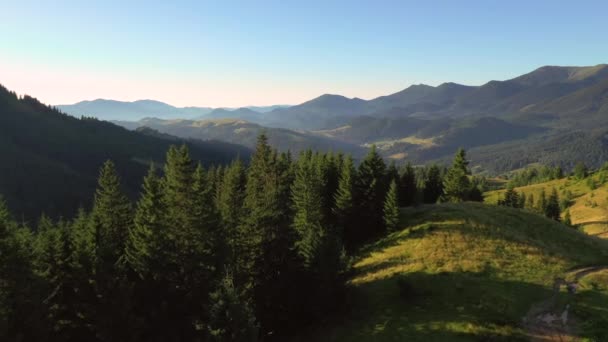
<box><xmin>0</xmin><ymin>84</ymin><xmax>250</xmax><ymax>220</ymax></box>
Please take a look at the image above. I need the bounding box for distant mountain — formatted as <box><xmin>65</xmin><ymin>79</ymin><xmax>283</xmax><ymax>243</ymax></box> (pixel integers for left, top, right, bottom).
<box><xmin>259</xmin><ymin>64</ymin><xmax>608</xmax><ymax>129</ymax></box>
<box><xmin>113</xmin><ymin>117</ymin><xmax>364</xmax><ymax>156</ymax></box>
<box><xmin>201</xmin><ymin>107</ymin><xmax>264</xmax><ymax>123</ymax></box>
<box><xmin>262</xmin><ymin>94</ymin><xmax>368</xmax><ymax>130</ymax></box>
<box><xmin>58</xmin><ymin>99</ymin><xmax>290</xmax><ymax>122</ymax></box>
<box><xmin>0</xmin><ymin>85</ymin><xmax>250</xmax><ymax>220</ymax></box>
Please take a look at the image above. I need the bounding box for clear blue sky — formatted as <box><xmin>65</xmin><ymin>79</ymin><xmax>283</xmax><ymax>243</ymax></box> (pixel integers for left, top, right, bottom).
<box><xmin>1</xmin><ymin>0</ymin><xmax>607</xmax><ymax>107</ymax></box>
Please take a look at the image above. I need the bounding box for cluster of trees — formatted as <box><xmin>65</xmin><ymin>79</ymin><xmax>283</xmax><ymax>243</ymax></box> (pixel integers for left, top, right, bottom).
<box><xmin>498</xmin><ymin>187</ymin><xmax>561</xmax><ymax>222</ymax></box>
<box><xmin>506</xmin><ymin>165</ymin><xmax>564</xmax><ymax>188</ymax></box>
<box><xmin>0</xmin><ymin>133</ymin><xmax>479</xmax><ymax>341</ymax></box>
<box><xmin>0</xmin><ymin>136</ymin><xmax>453</xmax><ymax>342</ymax></box>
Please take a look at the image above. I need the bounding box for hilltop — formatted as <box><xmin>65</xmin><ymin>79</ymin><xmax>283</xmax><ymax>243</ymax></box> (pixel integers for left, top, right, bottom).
<box><xmin>297</xmin><ymin>203</ymin><xmax>608</xmax><ymax>341</ymax></box>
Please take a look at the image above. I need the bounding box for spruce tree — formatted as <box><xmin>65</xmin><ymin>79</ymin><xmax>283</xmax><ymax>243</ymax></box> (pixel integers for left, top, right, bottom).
<box><xmin>0</xmin><ymin>197</ymin><xmax>46</xmax><ymax>341</ymax></box>
<box><xmin>241</xmin><ymin>134</ymin><xmax>297</xmax><ymax>335</ymax></box>
<box><xmin>89</xmin><ymin>160</ymin><xmax>133</xmax><ymax>341</ymax></box>
<box><xmin>208</xmin><ymin>273</ymin><xmax>258</xmax><ymax>342</ymax></box>
<box><xmin>545</xmin><ymin>188</ymin><xmax>561</xmax><ymax>221</ymax></box>
<box><xmin>354</xmin><ymin>145</ymin><xmax>387</xmax><ymax>241</ymax></box>
<box><xmin>443</xmin><ymin>148</ymin><xmax>471</xmax><ymax>202</ymax></box>
<box><xmin>423</xmin><ymin>165</ymin><xmax>443</xmax><ymax>204</ymax></box>
<box><xmin>383</xmin><ymin>180</ymin><xmax>400</xmax><ymax>232</ymax></box>
<box><xmin>399</xmin><ymin>162</ymin><xmax>417</xmax><ymax>206</ymax></box>
<box><xmin>537</xmin><ymin>189</ymin><xmax>547</xmax><ymax>214</ymax></box>
<box><xmin>217</xmin><ymin>159</ymin><xmax>247</xmax><ymax>276</ymax></box>
<box><xmin>125</xmin><ymin>164</ymin><xmax>165</xmax><ymax>278</ymax></box>
<box><xmin>334</xmin><ymin>156</ymin><xmax>356</xmax><ymax>249</ymax></box>
<box><xmin>291</xmin><ymin>150</ymin><xmax>325</xmax><ymax>268</ymax></box>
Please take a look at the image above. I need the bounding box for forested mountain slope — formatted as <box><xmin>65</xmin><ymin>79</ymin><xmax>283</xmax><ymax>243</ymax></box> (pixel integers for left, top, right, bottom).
<box><xmin>0</xmin><ymin>84</ymin><xmax>250</xmax><ymax>220</ymax></box>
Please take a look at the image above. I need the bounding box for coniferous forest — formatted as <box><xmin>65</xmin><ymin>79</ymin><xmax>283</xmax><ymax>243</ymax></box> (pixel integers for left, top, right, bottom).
<box><xmin>0</xmin><ymin>133</ymin><xmax>481</xmax><ymax>342</ymax></box>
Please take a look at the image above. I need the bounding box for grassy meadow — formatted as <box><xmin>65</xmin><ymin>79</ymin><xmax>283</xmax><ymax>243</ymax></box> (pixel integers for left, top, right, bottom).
<box><xmin>296</xmin><ymin>203</ymin><xmax>608</xmax><ymax>341</ymax></box>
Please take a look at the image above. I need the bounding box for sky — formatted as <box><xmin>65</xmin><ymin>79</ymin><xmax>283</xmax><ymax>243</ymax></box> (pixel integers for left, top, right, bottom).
<box><xmin>1</xmin><ymin>0</ymin><xmax>607</xmax><ymax>108</ymax></box>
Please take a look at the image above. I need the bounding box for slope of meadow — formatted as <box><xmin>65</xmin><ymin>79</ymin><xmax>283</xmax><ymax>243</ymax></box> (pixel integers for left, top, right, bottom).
<box><xmin>297</xmin><ymin>203</ymin><xmax>608</xmax><ymax>341</ymax></box>
<box><xmin>485</xmin><ymin>171</ymin><xmax>608</xmax><ymax>238</ymax></box>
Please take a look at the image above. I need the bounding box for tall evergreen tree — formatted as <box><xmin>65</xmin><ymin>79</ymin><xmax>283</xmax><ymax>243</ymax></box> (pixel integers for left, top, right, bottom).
<box><xmin>217</xmin><ymin>159</ymin><xmax>247</xmax><ymax>276</ymax></box>
<box><xmin>89</xmin><ymin>160</ymin><xmax>133</xmax><ymax>341</ymax></box>
<box><xmin>383</xmin><ymin>180</ymin><xmax>400</xmax><ymax>232</ymax></box>
<box><xmin>545</xmin><ymin>188</ymin><xmax>561</xmax><ymax>221</ymax></box>
<box><xmin>537</xmin><ymin>189</ymin><xmax>547</xmax><ymax>214</ymax></box>
<box><xmin>423</xmin><ymin>165</ymin><xmax>444</xmax><ymax>204</ymax></box>
<box><xmin>354</xmin><ymin>145</ymin><xmax>387</xmax><ymax>241</ymax></box>
<box><xmin>443</xmin><ymin>148</ymin><xmax>471</xmax><ymax>202</ymax></box>
<box><xmin>0</xmin><ymin>197</ymin><xmax>47</xmax><ymax>341</ymax></box>
<box><xmin>291</xmin><ymin>151</ymin><xmax>325</xmax><ymax>268</ymax></box>
<box><xmin>334</xmin><ymin>156</ymin><xmax>356</xmax><ymax>249</ymax></box>
<box><xmin>241</xmin><ymin>134</ymin><xmax>297</xmax><ymax>336</ymax></box>
<box><xmin>125</xmin><ymin>164</ymin><xmax>165</xmax><ymax>278</ymax></box>
<box><xmin>399</xmin><ymin>162</ymin><xmax>417</xmax><ymax>206</ymax></box>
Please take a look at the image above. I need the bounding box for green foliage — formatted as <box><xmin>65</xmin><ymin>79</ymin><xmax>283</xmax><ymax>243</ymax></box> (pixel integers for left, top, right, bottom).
<box><xmin>0</xmin><ymin>84</ymin><xmax>249</xmax><ymax>221</ymax></box>
<box><xmin>544</xmin><ymin>188</ymin><xmax>561</xmax><ymax>222</ymax></box>
<box><xmin>398</xmin><ymin>162</ymin><xmax>417</xmax><ymax>206</ymax></box>
<box><xmin>125</xmin><ymin>164</ymin><xmax>165</xmax><ymax>278</ymax></box>
<box><xmin>506</xmin><ymin>165</ymin><xmax>564</xmax><ymax>188</ymax></box>
<box><xmin>383</xmin><ymin>180</ymin><xmax>400</xmax><ymax>232</ymax></box>
<box><xmin>334</xmin><ymin>156</ymin><xmax>357</xmax><ymax>250</ymax></box>
<box><xmin>208</xmin><ymin>273</ymin><xmax>258</xmax><ymax>342</ymax></box>
<box><xmin>574</xmin><ymin>162</ymin><xmax>589</xmax><ymax>180</ymax></box>
<box><xmin>354</xmin><ymin>145</ymin><xmax>387</xmax><ymax>240</ymax></box>
<box><xmin>442</xmin><ymin>148</ymin><xmax>472</xmax><ymax>202</ymax></box>
<box><xmin>423</xmin><ymin>165</ymin><xmax>444</xmax><ymax>204</ymax></box>
<box><xmin>498</xmin><ymin>186</ymin><xmax>521</xmax><ymax>208</ymax></box>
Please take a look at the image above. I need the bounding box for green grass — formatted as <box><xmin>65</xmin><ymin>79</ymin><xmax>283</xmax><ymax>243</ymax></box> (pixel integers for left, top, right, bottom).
<box><xmin>295</xmin><ymin>203</ymin><xmax>608</xmax><ymax>341</ymax></box>
<box><xmin>485</xmin><ymin>171</ymin><xmax>608</xmax><ymax>235</ymax></box>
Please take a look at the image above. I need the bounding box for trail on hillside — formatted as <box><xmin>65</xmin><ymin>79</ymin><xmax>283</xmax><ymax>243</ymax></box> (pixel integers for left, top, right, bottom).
<box><xmin>523</xmin><ymin>266</ymin><xmax>608</xmax><ymax>342</ymax></box>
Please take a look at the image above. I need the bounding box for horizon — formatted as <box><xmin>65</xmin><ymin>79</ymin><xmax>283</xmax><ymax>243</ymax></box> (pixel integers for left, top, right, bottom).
<box><xmin>2</xmin><ymin>1</ymin><xmax>608</xmax><ymax>107</ymax></box>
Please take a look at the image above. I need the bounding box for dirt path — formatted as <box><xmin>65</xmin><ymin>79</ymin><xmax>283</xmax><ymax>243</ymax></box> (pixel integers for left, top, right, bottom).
<box><xmin>523</xmin><ymin>266</ymin><xmax>608</xmax><ymax>341</ymax></box>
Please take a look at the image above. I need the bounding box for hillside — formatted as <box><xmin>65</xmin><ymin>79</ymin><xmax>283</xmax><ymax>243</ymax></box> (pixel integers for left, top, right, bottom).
<box><xmin>485</xmin><ymin>169</ymin><xmax>608</xmax><ymax>238</ymax></box>
<box><xmin>113</xmin><ymin>117</ymin><xmax>365</xmax><ymax>156</ymax></box>
<box><xmin>298</xmin><ymin>203</ymin><xmax>608</xmax><ymax>341</ymax></box>
<box><xmin>0</xmin><ymin>84</ymin><xmax>250</xmax><ymax>220</ymax></box>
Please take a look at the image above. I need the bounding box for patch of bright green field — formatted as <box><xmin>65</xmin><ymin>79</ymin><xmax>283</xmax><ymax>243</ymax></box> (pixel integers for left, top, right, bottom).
<box><xmin>485</xmin><ymin>171</ymin><xmax>608</xmax><ymax>233</ymax></box>
<box><xmin>295</xmin><ymin>203</ymin><xmax>608</xmax><ymax>341</ymax></box>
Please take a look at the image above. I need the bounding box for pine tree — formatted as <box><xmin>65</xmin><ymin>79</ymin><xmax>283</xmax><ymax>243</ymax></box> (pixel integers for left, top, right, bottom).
<box><xmin>334</xmin><ymin>156</ymin><xmax>356</xmax><ymax>249</ymax></box>
<box><xmin>443</xmin><ymin>148</ymin><xmax>471</xmax><ymax>202</ymax></box>
<box><xmin>537</xmin><ymin>189</ymin><xmax>547</xmax><ymax>214</ymax></box>
<box><xmin>545</xmin><ymin>188</ymin><xmax>561</xmax><ymax>221</ymax></box>
<box><xmin>354</xmin><ymin>145</ymin><xmax>387</xmax><ymax>240</ymax></box>
<box><xmin>399</xmin><ymin>162</ymin><xmax>417</xmax><ymax>206</ymax></box>
<box><xmin>291</xmin><ymin>151</ymin><xmax>325</xmax><ymax>268</ymax></box>
<box><xmin>519</xmin><ymin>192</ymin><xmax>527</xmax><ymax>209</ymax></box>
<box><xmin>241</xmin><ymin>134</ymin><xmax>297</xmax><ymax>335</ymax></box>
<box><xmin>423</xmin><ymin>165</ymin><xmax>443</xmax><ymax>204</ymax></box>
<box><xmin>89</xmin><ymin>160</ymin><xmax>133</xmax><ymax>341</ymax></box>
<box><xmin>499</xmin><ymin>186</ymin><xmax>520</xmax><ymax>208</ymax></box>
<box><xmin>91</xmin><ymin>160</ymin><xmax>132</xmax><ymax>269</ymax></box>
<box><xmin>208</xmin><ymin>273</ymin><xmax>258</xmax><ymax>342</ymax></box>
<box><xmin>383</xmin><ymin>180</ymin><xmax>400</xmax><ymax>232</ymax></box>
<box><xmin>217</xmin><ymin>159</ymin><xmax>247</xmax><ymax>275</ymax></box>
<box><xmin>0</xmin><ymin>197</ymin><xmax>46</xmax><ymax>341</ymax></box>
<box><xmin>526</xmin><ymin>193</ymin><xmax>535</xmax><ymax>210</ymax></box>
<box><xmin>125</xmin><ymin>164</ymin><xmax>165</xmax><ymax>278</ymax></box>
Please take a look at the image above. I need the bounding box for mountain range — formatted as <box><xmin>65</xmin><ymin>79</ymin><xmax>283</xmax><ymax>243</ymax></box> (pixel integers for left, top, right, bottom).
<box><xmin>57</xmin><ymin>99</ymin><xmax>289</xmax><ymax>122</ymax></box>
<box><xmin>90</xmin><ymin>64</ymin><xmax>608</xmax><ymax>173</ymax></box>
